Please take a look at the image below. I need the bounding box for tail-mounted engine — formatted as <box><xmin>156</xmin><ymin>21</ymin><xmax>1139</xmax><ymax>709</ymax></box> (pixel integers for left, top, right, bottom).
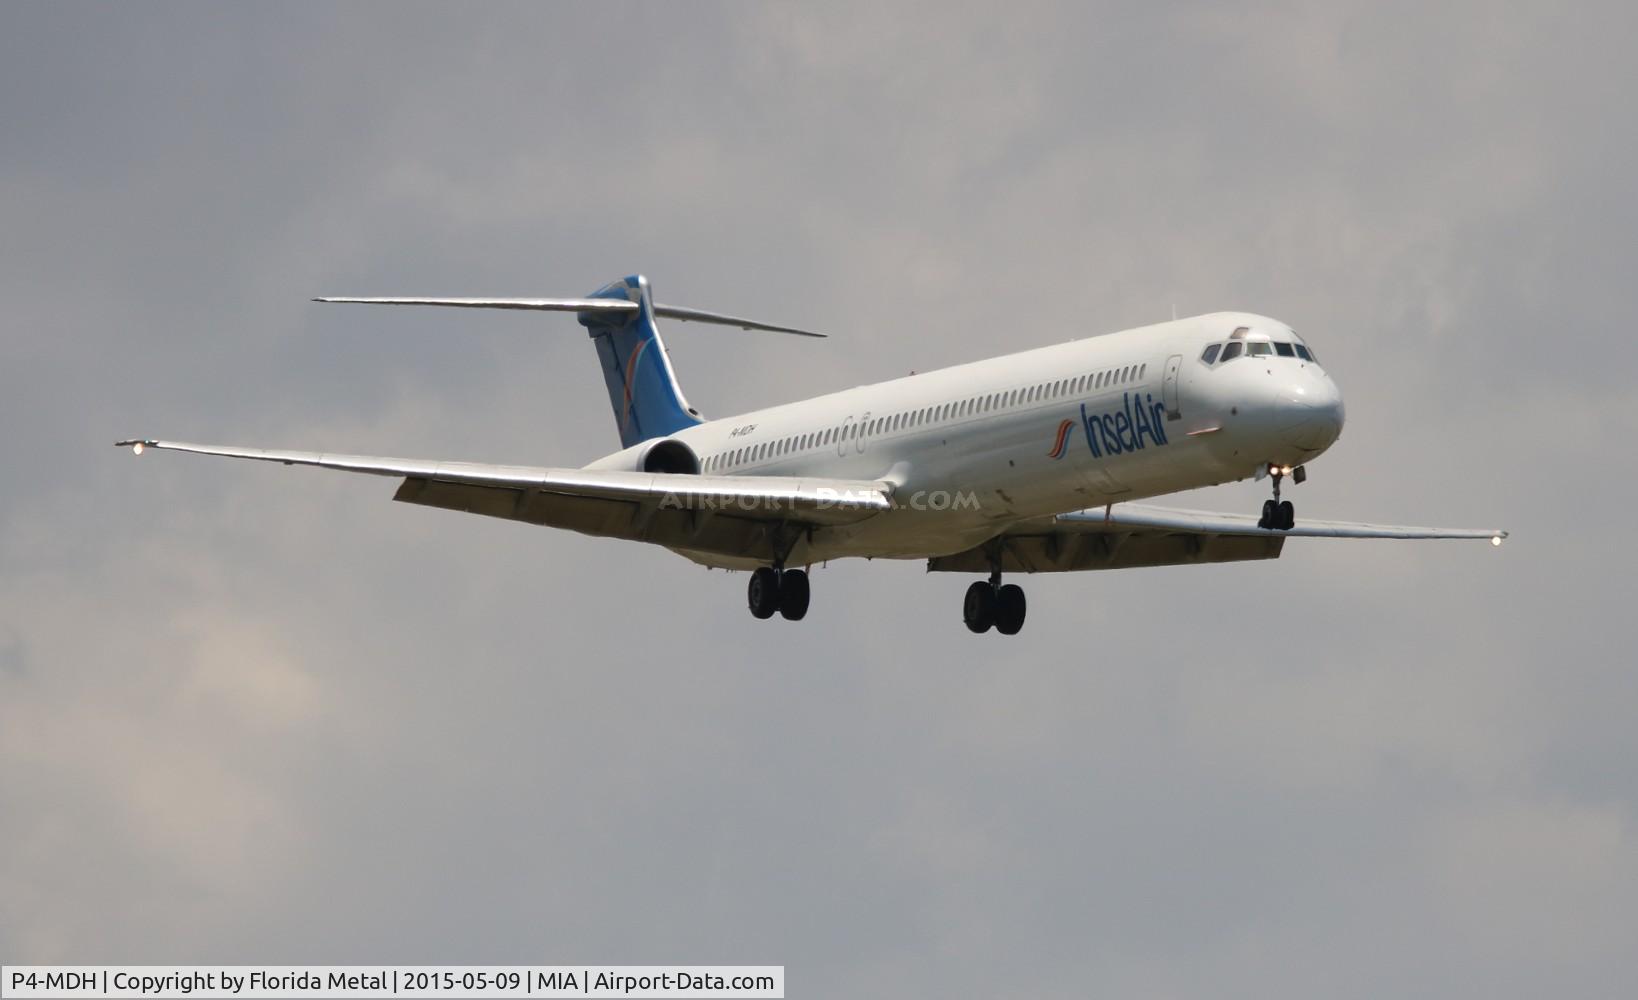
<box><xmin>638</xmin><ymin>437</ymin><xmax>700</xmax><ymax>475</ymax></box>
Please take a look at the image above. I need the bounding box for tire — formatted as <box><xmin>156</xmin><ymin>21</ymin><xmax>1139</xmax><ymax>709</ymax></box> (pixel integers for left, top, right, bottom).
<box><xmin>779</xmin><ymin>569</ymin><xmax>810</xmax><ymax>621</ymax></box>
<box><xmin>1277</xmin><ymin>500</ymin><xmax>1295</xmax><ymax>531</ymax></box>
<box><xmin>747</xmin><ymin>566</ymin><xmax>781</xmax><ymax>619</ymax></box>
<box><xmin>1260</xmin><ymin>499</ymin><xmax>1277</xmax><ymax>529</ymax></box>
<box><xmin>963</xmin><ymin>581</ymin><xmax>996</xmax><ymax>633</ymax></box>
<box><xmin>995</xmin><ymin>584</ymin><xmax>1027</xmax><ymax>635</ymax></box>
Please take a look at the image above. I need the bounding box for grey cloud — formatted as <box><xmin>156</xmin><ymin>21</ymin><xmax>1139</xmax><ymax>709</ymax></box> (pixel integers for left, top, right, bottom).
<box><xmin>2</xmin><ymin>3</ymin><xmax>1635</xmax><ymax>997</ymax></box>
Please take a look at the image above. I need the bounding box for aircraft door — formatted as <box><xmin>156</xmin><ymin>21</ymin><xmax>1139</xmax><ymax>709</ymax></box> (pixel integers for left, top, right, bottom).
<box><xmin>1162</xmin><ymin>354</ymin><xmax>1183</xmax><ymax>421</ymax></box>
<box><xmin>857</xmin><ymin>411</ymin><xmax>871</xmax><ymax>454</ymax></box>
<box><xmin>836</xmin><ymin>416</ymin><xmax>854</xmax><ymax>457</ymax></box>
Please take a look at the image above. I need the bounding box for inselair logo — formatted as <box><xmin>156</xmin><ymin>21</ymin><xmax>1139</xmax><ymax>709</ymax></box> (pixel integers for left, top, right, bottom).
<box><xmin>1076</xmin><ymin>392</ymin><xmax>1170</xmax><ymax>457</ymax></box>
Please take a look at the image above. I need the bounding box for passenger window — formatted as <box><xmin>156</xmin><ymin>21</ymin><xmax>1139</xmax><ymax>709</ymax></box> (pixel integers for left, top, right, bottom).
<box><xmin>1220</xmin><ymin>342</ymin><xmax>1243</xmax><ymax>361</ymax></box>
<box><xmin>1274</xmin><ymin>342</ymin><xmax>1295</xmax><ymax>357</ymax></box>
<box><xmin>1248</xmin><ymin>341</ymin><xmax>1273</xmax><ymax>357</ymax></box>
<box><xmin>1202</xmin><ymin>344</ymin><xmax>1220</xmax><ymax>364</ymax></box>
<box><xmin>1294</xmin><ymin>345</ymin><xmax>1312</xmax><ymax>361</ymax></box>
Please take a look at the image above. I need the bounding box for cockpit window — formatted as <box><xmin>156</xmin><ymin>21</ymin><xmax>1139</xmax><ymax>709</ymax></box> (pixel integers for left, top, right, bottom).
<box><xmin>1220</xmin><ymin>342</ymin><xmax>1243</xmax><ymax>361</ymax></box>
<box><xmin>1201</xmin><ymin>344</ymin><xmax>1221</xmax><ymax>364</ymax></box>
<box><xmin>1293</xmin><ymin>344</ymin><xmax>1312</xmax><ymax>361</ymax></box>
<box><xmin>1247</xmin><ymin>341</ymin><xmax>1273</xmax><ymax>357</ymax></box>
<box><xmin>1274</xmin><ymin>342</ymin><xmax>1295</xmax><ymax>357</ymax></box>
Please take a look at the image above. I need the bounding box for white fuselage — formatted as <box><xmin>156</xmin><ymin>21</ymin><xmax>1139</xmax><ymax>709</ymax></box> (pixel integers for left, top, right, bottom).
<box><xmin>587</xmin><ymin>312</ymin><xmax>1345</xmax><ymax>567</ymax></box>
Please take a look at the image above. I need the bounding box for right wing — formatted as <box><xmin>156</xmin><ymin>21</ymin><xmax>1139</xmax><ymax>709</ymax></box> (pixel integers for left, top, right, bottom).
<box><xmin>116</xmin><ymin>438</ymin><xmax>890</xmax><ymax>559</ymax></box>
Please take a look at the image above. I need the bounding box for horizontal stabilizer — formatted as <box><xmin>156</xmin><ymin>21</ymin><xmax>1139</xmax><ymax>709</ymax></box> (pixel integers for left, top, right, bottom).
<box><xmin>314</xmin><ymin>296</ymin><xmax>635</xmax><ymax>314</ymax></box>
<box><xmin>651</xmin><ymin>304</ymin><xmax>824</xmax><ymax>337</ymax></box>
<box><xmin>314</xmin><ymin>296</ymin><xmax>825</xmax><ymax>336</ymax></box>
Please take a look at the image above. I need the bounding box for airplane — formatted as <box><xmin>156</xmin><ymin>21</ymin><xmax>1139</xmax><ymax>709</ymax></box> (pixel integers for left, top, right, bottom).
<box><xmin>117</xmin><ymin>274</ymin><xmax>1507</xmax><ymax>635</ymax></box>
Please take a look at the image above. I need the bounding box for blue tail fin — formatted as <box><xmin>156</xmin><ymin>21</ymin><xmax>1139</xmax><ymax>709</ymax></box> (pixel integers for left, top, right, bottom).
<box><xmin>579</xmin><ymin>275</ymin><xmax>703</xmax><ymax>448</ymax></box>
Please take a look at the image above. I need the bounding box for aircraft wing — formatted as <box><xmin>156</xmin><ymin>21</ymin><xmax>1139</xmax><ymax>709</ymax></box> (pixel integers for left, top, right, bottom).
<box><xmin>1055</xmin><ymin>503</ymin><xmax>1507</xmax><ymax>541</ymax></box>
<box><xmin>928</xmin><ymin>502</ymin><xmax>1506</xmax><ymax>573</ymax></box>
<box><xmin>115</xmin><ymin>439</ymin><xmax>892</xmax><ymax>557</ymax></box>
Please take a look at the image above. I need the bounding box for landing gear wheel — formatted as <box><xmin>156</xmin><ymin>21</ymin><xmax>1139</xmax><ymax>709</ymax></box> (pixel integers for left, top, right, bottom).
<box><xmin>779</xmin><ymin>569</ymin><xmax>810</xmax><ymax>620</ymax></box>
<box><xmin>1277</xmin><ymin>500</ymin><xmax>1295</xmax><ymax>531</ymax></box>
<box><xmin>963</xmin><ymin>581</ymin><xmax>996</xmax><ymax>633</ymax></box>
<box><xmin>747</xmin><ymin>566</ymin><xmax>781</xmax><ymax>620</ymax></box>
<box><xmin>994</xmin><ymin>584</ymin><xmax>1027</xmax><ymax>635</ymax></box>
<box><xmin>1260</xmin><ymin>466</ymin><xmax>1294</xmax><ymax>530</ymax></box>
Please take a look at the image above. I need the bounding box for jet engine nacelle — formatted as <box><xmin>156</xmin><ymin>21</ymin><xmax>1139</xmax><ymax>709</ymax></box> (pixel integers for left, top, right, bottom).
<box><xmin>636</xmin><ymin>437</ymin><xmax>701</xmax><ymax>475</ymax></box>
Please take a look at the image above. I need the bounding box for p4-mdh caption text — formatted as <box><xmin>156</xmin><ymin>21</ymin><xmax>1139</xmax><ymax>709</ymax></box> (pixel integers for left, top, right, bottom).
<box><xmin>1</xmin><ymin>966</ymin><xmax>783</xmax><ymax>999</ymax></box>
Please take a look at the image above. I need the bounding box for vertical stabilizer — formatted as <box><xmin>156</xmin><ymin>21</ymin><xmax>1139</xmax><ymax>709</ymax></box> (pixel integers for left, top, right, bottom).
<box><xmin>579</xmin><ymin>275</ymin><xmax>703</xmax><ymax>448</ymax></box>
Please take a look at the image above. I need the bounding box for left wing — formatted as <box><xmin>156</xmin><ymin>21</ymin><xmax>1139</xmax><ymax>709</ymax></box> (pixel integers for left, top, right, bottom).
<box><xmin>115</xmin><ymin>438</ymin><xmax>890</xmax><ymax>561</ymax></box>
<box><xmin>928</xmin><ymin>502</ymin><xmax>1506</xmax><ymax>574</ymax></box>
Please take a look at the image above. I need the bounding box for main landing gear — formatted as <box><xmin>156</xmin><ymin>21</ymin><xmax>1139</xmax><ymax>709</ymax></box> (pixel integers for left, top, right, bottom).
<box><xmin>747</xmin><ymin>565</ymin><xmax>810</xmax><ymax>621</ymax></box>
<box><xmin>963</xmin><ymin>569</ymin><xmax>1027</xmax><ymax>636</ymax></box>
<box><xmin>1257</xmin><ymin>463</ymin><xmax>1305</xmax><ymax>531</ymax></box>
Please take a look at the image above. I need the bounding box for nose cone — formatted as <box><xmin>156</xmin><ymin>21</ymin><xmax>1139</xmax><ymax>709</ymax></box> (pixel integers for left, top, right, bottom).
<box><xmin>1275</xmin><ymin>376</ymin><xmax>1344</xmax><ymax>452</ymax></box>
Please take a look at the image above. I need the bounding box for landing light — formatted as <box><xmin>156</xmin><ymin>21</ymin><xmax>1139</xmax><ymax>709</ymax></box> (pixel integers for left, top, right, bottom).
<box><xmin>132</xmin><ymin>442</ymin><xmax>144</xmax><ymax>455</ymax></box>
<box><xmin>1279</xmin><ymin>465</ymin><xmax>1293</xmax><ymax>475</ymax></box>
<box><xmin>1492</xmin><ymin>535</ymin><xmax>1503</xmax><ymax>547</ymax></box>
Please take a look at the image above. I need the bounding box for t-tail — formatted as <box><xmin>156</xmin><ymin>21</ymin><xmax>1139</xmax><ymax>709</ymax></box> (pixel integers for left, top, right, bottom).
<box><xmin>582</xmin><ymin>275</ymin><xmax>700</xmax><ymax>448</ymax></box>
<box><xmin>314</xmin><ymin>274</ymin><xmax>824</xmax><ymax>449</ymax></box>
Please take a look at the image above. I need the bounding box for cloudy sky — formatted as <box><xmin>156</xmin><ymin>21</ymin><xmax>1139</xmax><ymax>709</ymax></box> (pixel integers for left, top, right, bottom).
<box><xmin>3</xmin><ymin>2</ymin><xmax>1634</xmax><ymax>996</ymax></box>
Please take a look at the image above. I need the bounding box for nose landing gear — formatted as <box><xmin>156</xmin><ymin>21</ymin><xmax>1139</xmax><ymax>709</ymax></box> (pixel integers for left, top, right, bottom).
<box><xmin>1258</xmin><ymin>464</ymin><xmax>1301</xmax><ymax>530</ymax></box>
